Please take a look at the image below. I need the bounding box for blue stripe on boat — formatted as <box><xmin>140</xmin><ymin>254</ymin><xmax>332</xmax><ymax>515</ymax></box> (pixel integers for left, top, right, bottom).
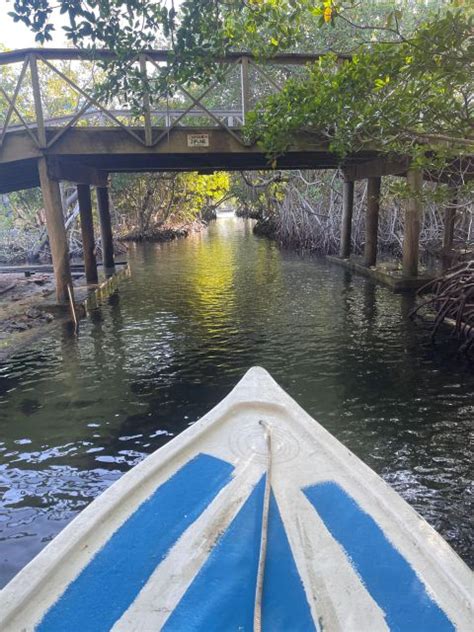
<box><xmin>37</xmin><ymin>453</ymin><xmax>234</xmax><ymax>632</ymax></box>
<box><xmin>304</xmin><ymin>482</ymin><xmax>454</xmax><ymax>632</ymax></box>
<box><xmin>163</xmin><ymin>477</ymin><xmax>315</xmax><ymax>632</ymax></box>
<box><xmin>263</xmin><ymin>492</ymin><xmax>316</xmax><ymax>631</ymax></box>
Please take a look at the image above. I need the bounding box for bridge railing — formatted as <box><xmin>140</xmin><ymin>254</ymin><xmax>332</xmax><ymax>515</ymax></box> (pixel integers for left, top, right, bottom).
<box><xmin>0</xmin><ymin>49</ymin><xmax>333</xmax><ymax>150</ymax></box>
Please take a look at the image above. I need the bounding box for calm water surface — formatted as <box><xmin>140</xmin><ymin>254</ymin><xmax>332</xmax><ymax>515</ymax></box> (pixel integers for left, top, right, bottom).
<box><xmin>0</xmin><ymin>217</ymin><xmax>472</xmax><ymax>586</ymax></box>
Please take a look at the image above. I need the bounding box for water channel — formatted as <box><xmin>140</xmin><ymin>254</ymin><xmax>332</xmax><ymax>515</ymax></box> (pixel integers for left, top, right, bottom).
<box><xmin>0</xmin><ymin>216</ymin><xmax>472</xmax><ymax>587</ymax></box>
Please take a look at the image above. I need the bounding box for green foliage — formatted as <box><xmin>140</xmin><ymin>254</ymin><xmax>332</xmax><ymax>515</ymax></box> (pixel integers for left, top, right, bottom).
<box><xmin>6</xmin><ymin>0</ymin><xmax>233</xmax><ymax>100</ymax></box>
<box><xmin>0</xmin><ymin>189</ymin><xmax>43</xmax><ymax>230</ymax></box>
<box><xmin>0</xmin><ymin>53</ymin><xmax>104</xmax><ymax>125</ymax></box>
<box><xmin>4</xmin><ymin>1</ymin><xmax>472</xmax><ymax>176</ymax></box>
<box><xmin>245</xmin><ymin>11</ymin><xmax>473</xmax><ymax>170</ymax></box>
<box><xmin>238</xmin><ymin>0</ymin><xmax>450</xmax><ymax>54</ymax></box>
<box><xmin>5</xmin><ymin>1</ymin><xmax>448</xmax><ymax>50</ymax></box>
<box><xmin>111</xmin><ymin>171</ymin><xmax>230</xmax><ymax>237</ymax></box>
<box><xmin>5</xmin><ymin>1</ymin><xmax>467</xmax><ymax>105</ymax></box>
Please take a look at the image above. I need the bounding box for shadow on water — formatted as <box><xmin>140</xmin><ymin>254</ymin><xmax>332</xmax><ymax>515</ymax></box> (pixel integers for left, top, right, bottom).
<box><xmin>0</xmin><ymin>217</ymin><xmax>472</xmax><ymax>585</ymax></box>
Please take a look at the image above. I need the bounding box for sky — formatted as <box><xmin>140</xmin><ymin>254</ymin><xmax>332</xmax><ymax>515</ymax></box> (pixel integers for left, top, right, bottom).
<box><xmin>0</xmin><ymin>0</ymin><xmax>182</xmax><ymax>50</ymax></box>
<box><xmin>0</xmin><ymin>0</ymin><xmax>68</xmax><ymax>49</ymax></box>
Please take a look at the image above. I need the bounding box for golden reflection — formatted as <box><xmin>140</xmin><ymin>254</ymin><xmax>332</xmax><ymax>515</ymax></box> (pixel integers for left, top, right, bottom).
<box><xmin>184</xmin><ymin>218</ymin><xmax>286</xmax><ymax>338</ymax></box>
<box><xmin>187</xmin><ymin>221</ymin><xmax>238</xmax><ymax>335</ymax></box>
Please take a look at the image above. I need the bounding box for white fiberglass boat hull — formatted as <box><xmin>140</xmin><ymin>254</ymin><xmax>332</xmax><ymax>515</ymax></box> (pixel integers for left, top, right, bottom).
<box><xmin>0</xmin><ymin>367</ymin><xmax>472</xmax><ymax>631</ymax></box>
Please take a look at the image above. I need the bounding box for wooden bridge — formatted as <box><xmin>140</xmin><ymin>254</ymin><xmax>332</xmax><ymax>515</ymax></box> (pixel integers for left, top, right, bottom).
<box><xmin>0</xmin><ymin>48</ymin><xmax>470</xmax><ymax>302</ymax></box>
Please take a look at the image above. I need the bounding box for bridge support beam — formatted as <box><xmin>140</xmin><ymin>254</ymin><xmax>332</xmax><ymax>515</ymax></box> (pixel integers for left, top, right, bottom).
<box><xmin>240</xmin><ymin>56</ymin><xmax>250</xmax><ymax>124</ymax></box>
<box><xmin>96</xmin><ymin>186</ymin><xmax>115</xmax><ymax>273</ymax></box>
<box><xmin>38</xmin><ymin>157</ymin><xmax>74</xmax><ymax>303</ymax></box>
<box><xmin>364</xmin><ymin>176</ymin><xmax>381</xmax><ymax>267</ymax></box>
<box><xmin>340</xmin><ymin>179</ymin><xmax>354</xmax><ymax>258</ymax></box>
<box><xmin>402</xmin><ymin>169</ymin><xmax>423</xmax><ymax>277</ymax></box>
<box><xmin>442</xmin><ymin>189</ymin><xmax>457</xmax><ymax>271</ymax></box>
<box><xmin>77</xmin><ymin>184</ymin><xmax>98</xmax><ymax>284</ymax></box>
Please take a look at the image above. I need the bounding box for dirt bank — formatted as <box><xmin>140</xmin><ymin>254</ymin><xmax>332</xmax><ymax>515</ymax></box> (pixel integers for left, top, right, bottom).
<box><xmin>0</xmin><ymin>273</ymin><xmax>65</xmax><ymax>361</ymax></box>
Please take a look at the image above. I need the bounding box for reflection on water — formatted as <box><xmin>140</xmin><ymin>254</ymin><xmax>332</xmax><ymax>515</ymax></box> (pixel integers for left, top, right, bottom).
<box><xmin>0</xmin><ymin>217</ymin><xmax>472</xmax><ymax>586</ymax></box>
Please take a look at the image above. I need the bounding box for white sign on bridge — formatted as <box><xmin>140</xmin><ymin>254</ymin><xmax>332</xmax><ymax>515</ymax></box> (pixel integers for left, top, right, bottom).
<box><xmin>187</xmin><ymin>133</ymin><xmax>210</xmax><ymax>148</ymax></box>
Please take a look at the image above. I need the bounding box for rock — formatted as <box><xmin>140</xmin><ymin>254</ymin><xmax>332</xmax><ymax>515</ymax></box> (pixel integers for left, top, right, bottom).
<box><xmin>11</xmin><ymin>321</ymin><xmax>30</xmax><ymax>331</ymax></box>
<box><xmin>25</xmin><ymin>307</ymin><xmax>41</xmax><ymax>319</ymax></box>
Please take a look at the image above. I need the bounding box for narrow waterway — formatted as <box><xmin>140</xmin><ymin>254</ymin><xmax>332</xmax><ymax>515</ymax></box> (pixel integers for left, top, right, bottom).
<box><xmin>0</xmin><ymin>217</ymin><xmax>472</xmax><ymax>586</ymax></box>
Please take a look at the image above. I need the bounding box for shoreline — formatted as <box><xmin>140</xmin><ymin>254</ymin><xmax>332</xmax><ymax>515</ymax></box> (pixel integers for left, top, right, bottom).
<box><xmin>0</xmin><ymin>272</ymin><xmax>59</xmax><ymax>362</ymax></box>
<box><xmin>0</xmin><ymin>265</ymin><xmax>130</xmax><ymax>363</ymax></box>
<box><xmin>0</xmin><ymin>221</ymin><xmax>206</xmax><ymax>363</ymax></box>
<box><xmin>118</xmin><ymin>219</ymin><xmax>207</xmax><ymax>243</ymax></box>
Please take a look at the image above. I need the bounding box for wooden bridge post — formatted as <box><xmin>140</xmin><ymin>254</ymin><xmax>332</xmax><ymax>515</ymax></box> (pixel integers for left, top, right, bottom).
<box><xmin>139</xmin><ymin>55</ymin><xmax>153</xmax><ymax>146</ymax></box>
<box><xmin>240</xmin><ymin>56</ymin><xmax>250</xmax><ymax>124</ymax></box>
<box><xmin>77</xmin><ymin>184</ymin><xmax>98</xmax><ymax>284</ymax></box>
<box><xmin>38</xmin><ymin>157</ymin><xmax>74</xmax><ymax>303</ymax></box>
<box><xmin>364</xmin><ymin>176</ymin><xmax>381</xmax><ymax>267</ymax></box>
<box><xmin>29</xmin><ymin>54</ymin><xmax>46</xmax><ymax>148</ymax></box>
<box><xmin>402</xmin><ymin>168</ymin><xmax>423</xmax><ymax>277</ymax></box>
<box><xmin>340</xmin><ymin>178</ymin><xmax>355</xmax><ymax>258</ymax></box>
<box><xmin>96</xmin><ymin>185</ymin><xmax>115</xmax><ymax>273</ymax></box>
